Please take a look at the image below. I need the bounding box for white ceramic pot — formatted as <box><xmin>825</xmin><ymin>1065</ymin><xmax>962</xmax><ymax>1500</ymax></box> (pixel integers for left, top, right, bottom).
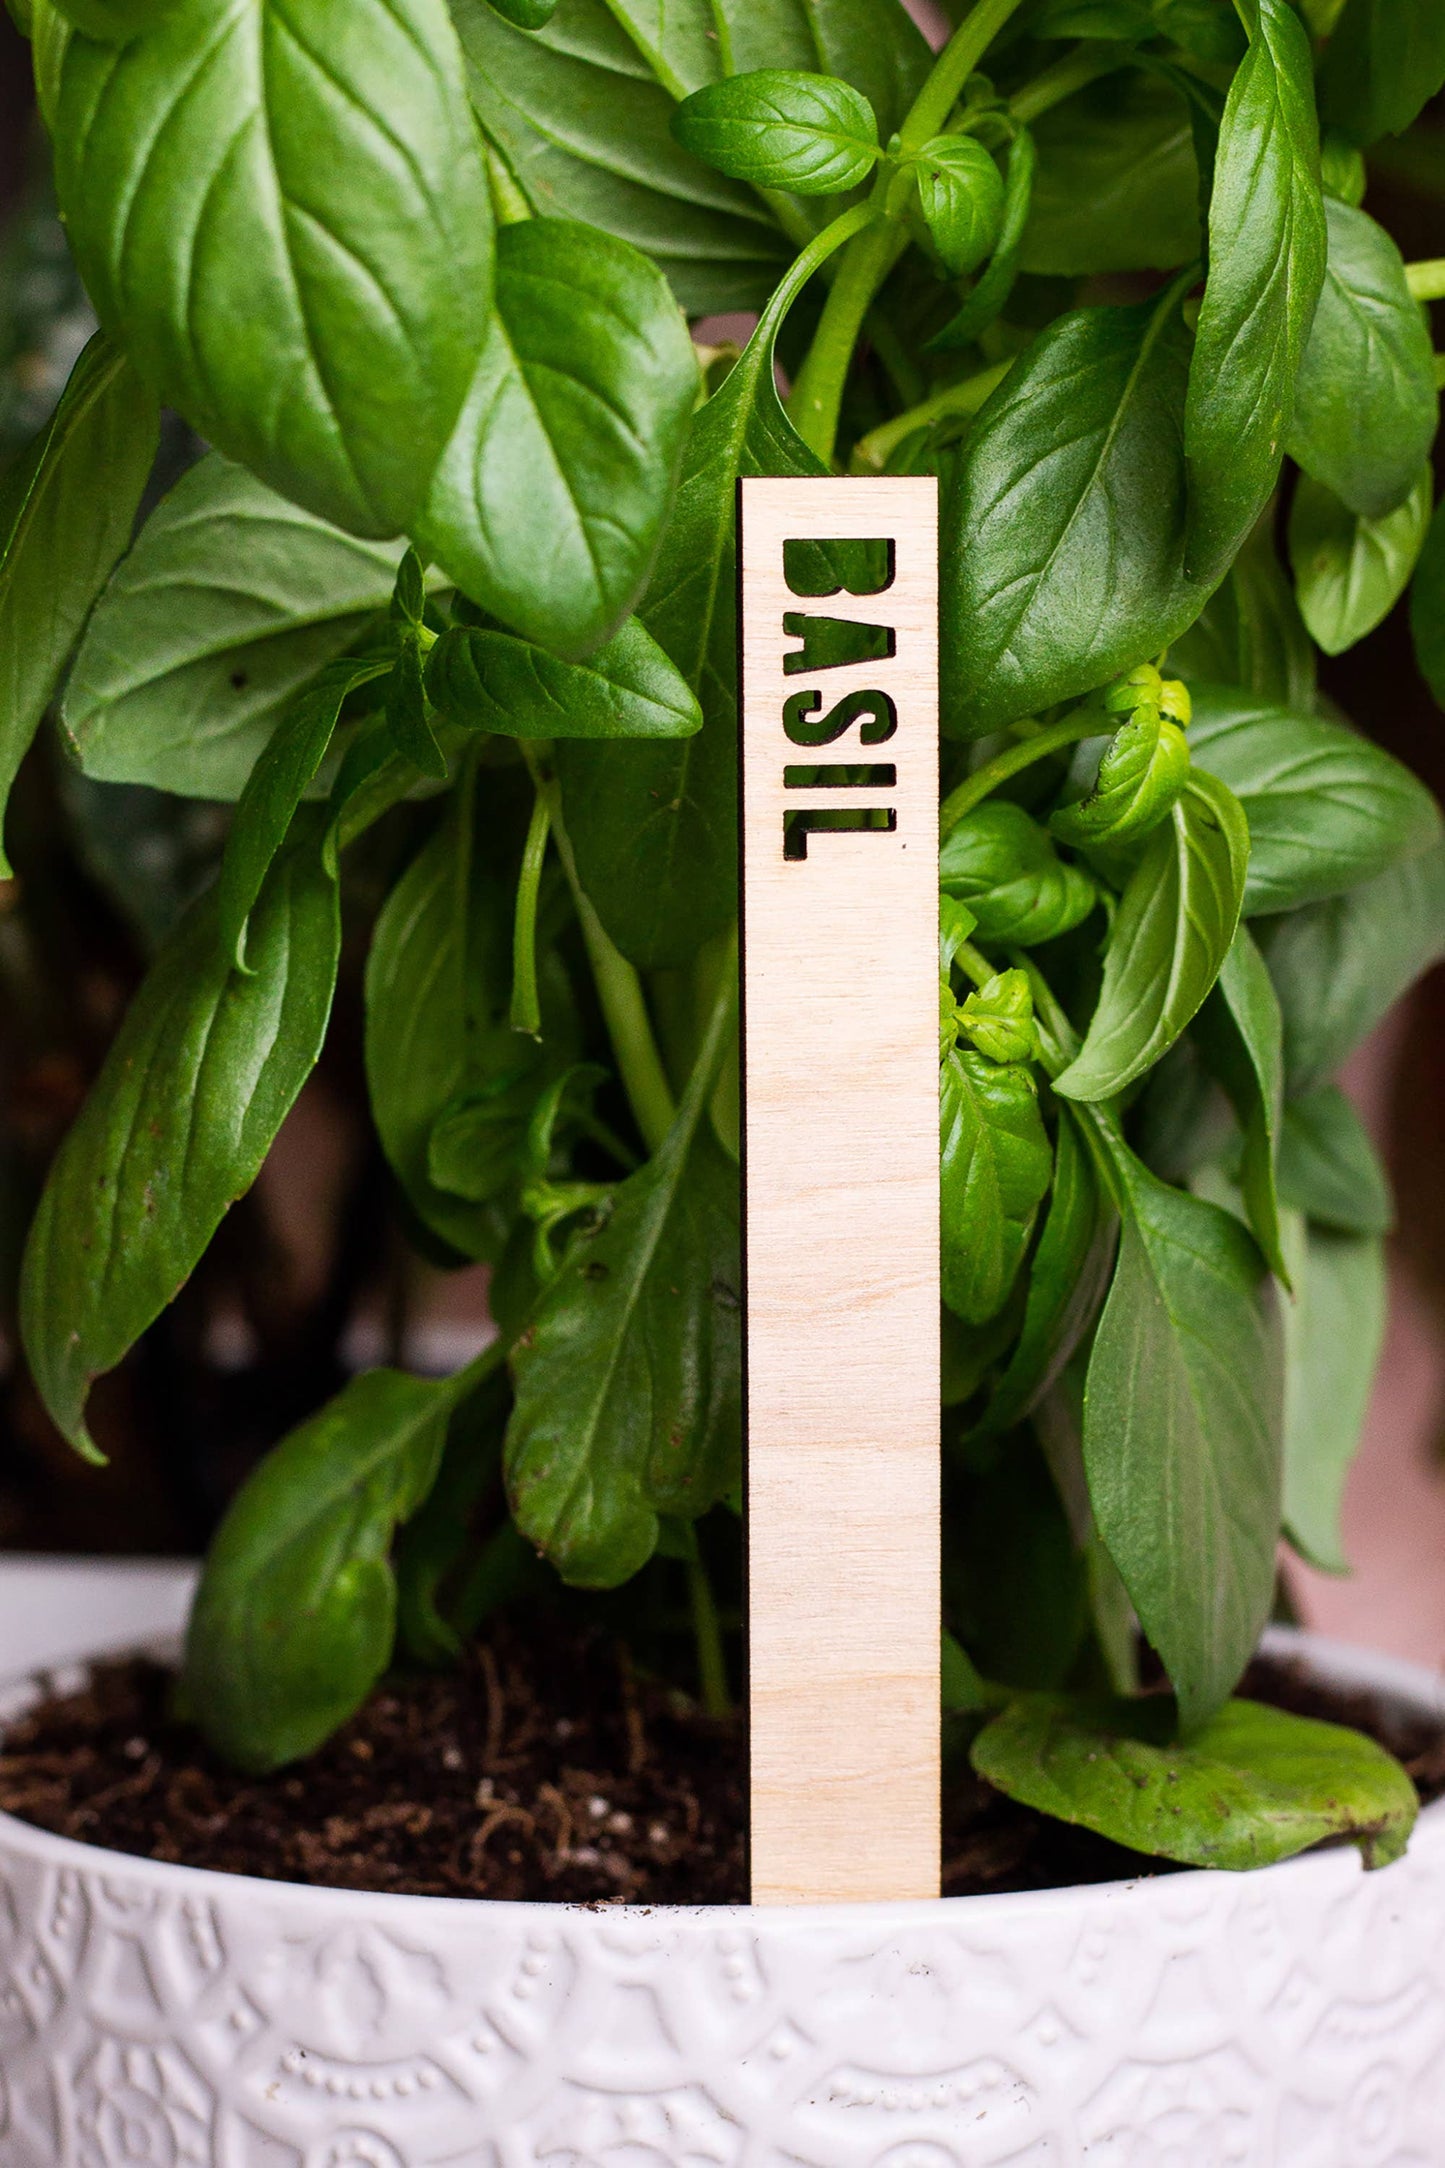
<box><xmin>1</xmin><ymin>1559</ymin><xmax>1444</xmax><ymax>2167</ymax></box>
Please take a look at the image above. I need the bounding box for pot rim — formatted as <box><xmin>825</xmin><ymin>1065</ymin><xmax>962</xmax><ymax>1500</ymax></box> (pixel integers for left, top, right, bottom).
<box><xmin>0</xmin><ymin>1553</ymin><xmax>1439</xmax><ymax>1927</ymax></box>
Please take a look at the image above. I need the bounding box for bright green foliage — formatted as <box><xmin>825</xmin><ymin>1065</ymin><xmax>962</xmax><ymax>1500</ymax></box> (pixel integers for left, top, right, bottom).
<box><xmin>417</xmin><ymin>218</ymin><xmax>697</xmax><ymax>659</ymax></box>
<box><xmin>974</xmin><ymin>1692</ymin><xmax>1417</xmax><ymax>1869</ymax></box>
<box><xmin>0</xmin><ymin>331</ymin><xmax>157</xmax><ymax>872</ymax></box>
<box><xmin>49</xmin><ymin>0</ymin><xmax>492</xmax><ymax>536</ymax></box>
<box><xmin>672</xmin><ymin>71</ymin><xmax>880</xmax><ymax>194</ymax></box>
<box><xmin>1290</xmin><ymin>468</ymin><xmax>1432</xmax><ymax>656</ymax></box>
<box><xmin>13</xmin><ymin>0</ymin><xmax>1442</xmax><ymax>1869</ymax></box>
<box><xmin>183</xmin><ymin>1367</ymin><xmax>453</xmax><ymax>1770</ymax></box>
<box><xmin>913</xmin><ymin>135</ymin><xmax>1004</xmax><ymax>276</ymax></box>
<box><xmin>1285</xmin><ymin>200</ymin><xmax>1437</xmax><ymax>522</ymax></box>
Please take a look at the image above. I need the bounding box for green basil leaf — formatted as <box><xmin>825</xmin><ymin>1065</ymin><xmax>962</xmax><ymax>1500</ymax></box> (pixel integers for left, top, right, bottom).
<box><xmin>51</xmin><ymin>0</ymin><xmax>492</xmax><ymax>537</ymax></box>
<box><xmin>672</xmin><ymin>70</ymin><xmax>879</xmax><ymax>195</ymax></box>
<box><xmin>1019</xmin><ymin>71</ymin><xmax>1200</xmax><ymax>277</ymax></box>
<box><xmin>956</xmin><ymin>967</ymin><xmax>1039</xmax><ymax>1065</ymax></box>
<box><xmin>927</xmin><ymin>126</ymin><xmax>1035</xmax><ymax>354</ymax></box>
<box><xmin>940</xmin><ymin>1048</ymin><xmax>1053</xmax><ymax>1327</ymax></box>
<box><xmin>1278</xmin><ymin>1084</ymin><xmax>1392</xmax><ymax>1234</ymax></box>
<box><xmin>1281</xmin><ymin>1209</ymin><xmax>1387</xmax><ymax>1573</ymax></box>
<box><xmin>417</xmin><ymin>217</ymin><xmax>696</xmax><ymax>661</ymax></box>
<box><xmin>385</xmin><ymin>634</ymin><xmax>447</xmax><ymax>779</ymax></box>
<box><xmin>940</xmin><ymin>801</ymin><xmax>1098</xmax><ymax>946</ymax></box>
<box><xmin>973</xmin><ymin>1689</ymin><xmax>1415</xmax><ymax>1870</ymax></box>
<box><xmin>952</xmin><ymin>1436</ymin><xmax>1091</xmax><ymax>1691</ymax></box>
<box><xmin>1187</xmin><ymin>683</ymin><xmax>1441</xmax><ymax>914</ymax></box>
<box><xmin>1290</xmin><ymin>467</ymin><xmax>1432</xmax><ymax>656</ymax></box>
<box><xmin>977</xmin><ymin>1106</ymin><xmax>1118</xmax><ymax>1437</ymax></box>
<box><xmin>1184</xmin><ymin>0</ymin><xmax>1327</xmax><ymax>582</ymax></box>
<box><xmin>1319</xmin><ymin>0</ymin><xmax>1445</xmax><ymax>146</ymax></box>
<box><xmin>1168</xmin><ymin>514</ymin><xmax>1316</xmax><ymax>708</ymax></box>
<box><xmin>1055</xmin><ymin>771</ymin><xmax>1248</xmax><ymax>1103</ymax></box>
<box><xmin>1258</xmin><ymin>841</ymin><xmax>1445</xmax><ymax>1094</ymax></box>
<box><xmin>557</xmin><ymin>249</ymin><xmax>824</xmax><ymax>968</ymax></box>
<box><xmin>63</xmin><ymin>454</ymin><xmax>408</xmax><ymax>801</ymax></box>
<box><xmin>19</xmin><ymin>815</ymin><xmax>340</xmax><ymax>1459</ymax></box>
<box><xmin>427</xmin><ymin>616</ymin><xmax>701</xmax><ymax>741</ymax></box>
<box><xmin>218</xmin><ymin>659</ymin><xmax>388</xmax><ymax>969</ymax></box>
<box><xmin>1050</xmin><ymin>703</ymin><xmax>1191</xmax><ymax>848</ymax></box>
<box><xmin>49</xmin><ymin>0</ymin><xmax>174</xmax><ymax>32</ymax></box>
<box><xmin>944</xmin><ymin>292</ymin><xmax>1199</xmax><ymax>736</ymax></box>
<box><xmin>1081</xmin><ymin>1131</ymin><xmax>1282</xmax><ymax>1728</ymax></box>
<box><xmin>395</xmin><ymin>1372</ymin><xmax>535</xmax><ymax>1665</ymax></box>
<box><xmin>0</xmin><ymin>330</ymin><xmax>157</xmax><ymax>874</ymax></box>
<box><xmin>452</xmin><ymin>0</ymin><xmax>790</xmax><ymax>316</ymax></box>
<box><xmin>1195</xmin><ymin>926</ymin><xmax>1288</xmax><ymax>1282</ymax></box>
<box><xmin>1410</xmin><ymin>492</ymin><xmax>1445</xmax><ymax>711</ymax></box>
<box><xmin>183</xmin><ymin>1367</ymin><xmax>450</xmax><ymax>1772</ymax></box>
<box><xmin>914</xmin><ymin>134</ymin><xmax>1004</xmax><ymax>277</ymax></box>
<box><xmin>485</xmin><ymin>0</ymin><xmax>555</xmax><ymax>23</ymax></box>
<box><xmin>506</xmin><ymin>1106</ymin><xmax>740</xmax><ymax>1586</ymax></box>
<box><xmin>365</xmin><ymin>777</ymin><xmax>554</xmax><ymax>1260</ymax></box>
<box><xmin>1285</xmin><ymin>200</ymin><xmax>1438</xmax><ymax>522</ymax></box>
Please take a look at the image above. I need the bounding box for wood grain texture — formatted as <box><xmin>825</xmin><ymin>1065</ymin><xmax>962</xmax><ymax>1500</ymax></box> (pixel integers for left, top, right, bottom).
<box><xmin>740</xmin><ymin>476</ymin><xmax>940</xmax><ymax>1907</ymax></box>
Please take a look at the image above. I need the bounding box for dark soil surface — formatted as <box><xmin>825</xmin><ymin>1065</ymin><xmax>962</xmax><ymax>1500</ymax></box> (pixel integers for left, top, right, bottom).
<box><xmin>1</xmin><ymin>1620</ymin><xmax>1441</xmax><ymax>1905</ymax></box>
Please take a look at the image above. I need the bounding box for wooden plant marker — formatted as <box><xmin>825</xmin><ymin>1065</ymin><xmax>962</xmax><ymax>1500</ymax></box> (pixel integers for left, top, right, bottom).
<box><xmin>739</xmin><ymin>476</ymin><xmax>940</xmax><ymax>1907</ymax></box>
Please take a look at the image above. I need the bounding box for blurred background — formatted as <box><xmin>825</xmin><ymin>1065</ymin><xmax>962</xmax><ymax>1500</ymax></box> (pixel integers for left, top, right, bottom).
<box><xmin>2</xmin><ymin>16</ymin><xmax>1445</xmax><ymax>1670</ymax></box>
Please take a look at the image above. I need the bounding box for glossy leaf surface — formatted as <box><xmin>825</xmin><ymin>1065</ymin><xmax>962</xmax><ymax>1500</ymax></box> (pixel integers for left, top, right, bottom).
<box><xmin>914</xmin><ymin>135</ymin><xmax>1005</xmax><ymax>277</ymax></box>
<box><xmin>672</xmin><ymin>71</ymin><xmax>879</xmax><ymax>195</ymax></box>
<box><xmin>1197</xmin><ymin>926</ymin><xmax>1288</xmax><ymax>1282</ymax></box>
<box><xmin>940</xmin><ymin>802</ymin><xmax>1097</xmax><ymax>947</ymax></box>
<box><xmin>1290</xmin><ymin>468</ymin><xmax>1432</xmax><ymax>656</ymax></box>
<box><xmin>1184</xmin><ymin>0</ymin><xmax>1326</xmax><ymax>579</ymax></box>
<box><xmin>1319</xmin><ymin>0</ymin><xmax>1445</xmax><ymax>145</ymax></box>
<box><xmin>1285</xmin><ymin>200</ymin><xmax>1437</xmax><ymax>522</ymax></box>
<box><xmin>418</xmin><ymin>217</ymin><xmax>697</xmax><ymax>660</ymax></box>
<box><xmin>51</xmin><ymin>0</ymin><xmax>492</xmax><ymax>535</ymax></box>
<box><xmin>1187</xmin><ymin>684</ymin><xmax>1441</xmax><ymax>915</ymax></box>
<box><xmin>940</xmin><ymin>1049</ymin><xmax>1052</xmax><ymax>1327</ymax></box>
<box><xmin>1055</xmin><ymin>773</ymin><xmax>1248</xmax><ymax>1103</ymax></box>
<box><xmin>426</xmin><ymin>617</ymin><xmax>701</xmax><ymax>741</ymax></box>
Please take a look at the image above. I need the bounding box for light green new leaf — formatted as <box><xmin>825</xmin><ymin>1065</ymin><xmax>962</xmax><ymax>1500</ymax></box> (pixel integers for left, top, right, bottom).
<box><xmin>1285</xmin><ymin>200</ymin><xmax>1437</xmax><ymax>523</ymax></box>
<box><xmin>506</xmin><ymin>1100</ymin><xmax>740</xmax><ymax>1587</ymax></box>
<box><xmin>0</xmin><ymin>331</ymin><xmax>157</xmax><ymax>875</ymax></box>
<box><xmin>1258</xmin><ymin>842</ymin><xmax>1445</xmax><ymax>1095</ymax></box>
<box><xmin>973</xmin><ymin>1690</ymin><xmax>1415</xmax><ymax>1870</ymax></box>
<box><xmin>1184</xmin><ymin>0</ymin><xmax>1327</xmax><ymax>581</ymax></box>
<box><xmin>183</xmin><ymin>1367</ymin><xmax>450</xmax><ymax>1772</ymax></box>
<box><xmin>672</xmin><ymin>71</ymin><xmax>879</xmax><ymax>195</ymax></box>
<box><xmin>1290</xmin><ymin>468</ymin><xmax>1432</xmax><ymax>656</ymax></box>
<box><xmin>1081</xmin><ymin>1133</ymin><xmax>1282</xmax><ymax>1729</ymax></box>
<box><xmin>62</xmin><ymin>454</ymin><xmax>408</xmax><ymax>801</ymax></box>
<box><xmin>940</xmin><ymin>1049</ymin><xmax>1053</xmax><ymax>1327</ymax></box>
<box><xmin>20</xmin><ymin>817</ymin><xmax>340</xmax><ymax>1459</ymax></box>
<box><xmin>485</xmin><ymin>0</ymin><xmax>555</xmax><ymax>23</ymax></box>
<box><xmin>1196</xmin><ymin>926</ymin><xmax>1288</xmax><ymax>1283</ymax></box>
<box><xmin>50</xmin><ymin>0</ymin><xmax>492</xmax><ymax>536</ymax></box>
<box><xmin>940</xmin><ymin>802</ymin><xmax>1098</xmax><ymax>946</ymax></box>
<box><xmin>943</xmin><ymin>292</ymin><xmax>1201</xmax><ymax>736</ymax></box>
<box><xmin>1055</xmin><ymin>772</ymin><xmax>1248</xmax><ymax>1103</ymax></box>
<box><xmin>1278</xmin><ymin>1084</ymin><xmax>1392</xmax><ymax>1234</ymax></box>
<box><xmin>1187</xmin><ymin>684</ymin><xmax>1441</xmax><ymax>915</ymax></box>
<box><xmin>426</xmin><ymin>616</ymin><xmax>701</xmax><ymax>741</ymax></box>
<box><xmin>1281</xmin><ymin>1208</ymin><xmax>1386</xmax><ymax>1573</ymax></box>
<box><xmin>1319</xmin><ymin>0</ymin><xmax>1445</xmax><ymax>145</ymax></box>
<box><xmin>1050</xmin><ymin>703</ymin><xmax>1190</xmax><ymax>848</ymax></box>
<box><xmin>1410</xmin><ymin>494</ymin><xmax>1445</xmax><ymax>711</ymax></box>
<box><xmin>417</xmin><ymin>217</ymin><xmax>696</xmax><ymax>661</ymax></box>
<box><xmin>914</xmin><ymin>134</ymin><xmax>1005</xmax><ymax>277</ymax></box>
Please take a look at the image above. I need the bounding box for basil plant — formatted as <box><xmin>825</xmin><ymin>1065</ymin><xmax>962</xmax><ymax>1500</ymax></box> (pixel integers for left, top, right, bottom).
<box><xmin>5</xmin><ymin>0</ymin><xmax>1445</xmax><ymax>1871</ymax></box>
